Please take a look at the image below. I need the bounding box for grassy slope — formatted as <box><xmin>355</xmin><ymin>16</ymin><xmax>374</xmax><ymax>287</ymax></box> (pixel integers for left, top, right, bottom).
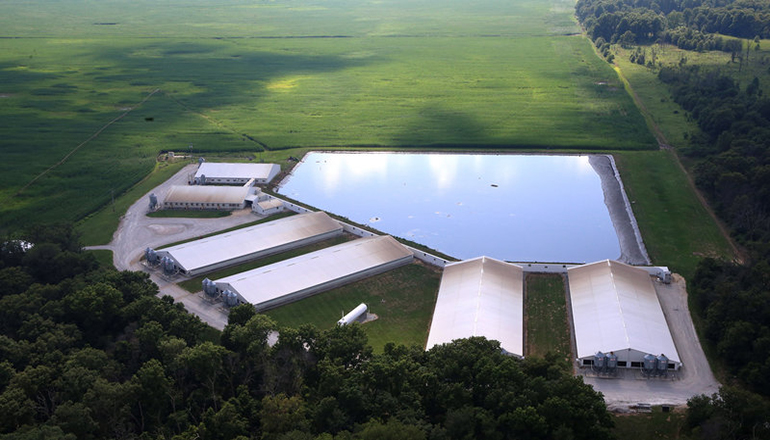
<box><xmin>265</xmin><ymin>263</ymin><xmax>441</xmax><ymax>353</ymax></box>
<box><xmin>0</xmin><ymin>0</ymin><xmax>655</xmax><ymax>233</ymax></box>
<box><xmin>524</xmin><ymin>273</ymin><xmax>571</xmax><ymax>361</ymax></box>
<box><xmin>609</xmin><ymin>43</ymin><xmax>750</xmax><ymax>279</ymax></box>
<box><xmin>615</xmin><ymin>150</ymin><xmax>735</xmax><ymax>280</ymax></box>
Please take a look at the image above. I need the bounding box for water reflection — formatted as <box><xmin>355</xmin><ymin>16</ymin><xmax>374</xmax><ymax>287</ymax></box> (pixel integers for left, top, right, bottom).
<box><xmin>277</xmin><ymin>152</ymin><xmax>620</xmax><ymax>263</ymax></box>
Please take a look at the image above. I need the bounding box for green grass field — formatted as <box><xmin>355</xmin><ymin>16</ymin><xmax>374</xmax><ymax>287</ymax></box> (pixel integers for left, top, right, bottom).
<box><xmin>265</xmin><ymin>263</ymin><xmax>441</xmax><ymax>352</ymax></box>
<box><xmin>615</xmin><ymin>150</ymin><xmax>736</xmax><ymax>279</ymax></box>
<box><xmin>524</xmin><ymin>273</ymin><xmax>571</xmax><ymax>361</ymax></box>
<box><xmin>0</xmin><ymin>0</ymin><xmax>656</xmax><ymax>234</ymax></box>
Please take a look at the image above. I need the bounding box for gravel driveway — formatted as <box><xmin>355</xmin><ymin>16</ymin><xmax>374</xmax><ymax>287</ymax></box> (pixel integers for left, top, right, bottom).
<box><xmin>88</xmin><ymin>164</ymin><xmax>263</xmax><ymax>329</ymax></box>
<box><xmin>579</xmin><ymin>275</ymin><xmax>720</xmax><ymax>409</ymax></box>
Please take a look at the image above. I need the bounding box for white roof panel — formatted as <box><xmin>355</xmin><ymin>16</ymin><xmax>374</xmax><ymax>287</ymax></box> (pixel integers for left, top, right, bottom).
<box><xmin>164</xmin><ymin>185</ymin><xmax>251</xmax><ymax>205</ymax></box>
<box><xmin>162</xmin><ymin>212</ymin><xmax>342</xmax><ymax>273</ymax></box>
<box><xmin>567</xmin><ymin>260</ymin><xmax>680</xmax><ymax>363</ymax></box>
<box><xmin>257</xmin><ymin>199</ymin><xmax>284</xmax><ymax>210</ymax></box>
<box><xmin>426</xmin><ymin>256</ymin><xmax>524</xmax><ymax>356</ymax></box>
<box><xmin>196</xmin><ymin>162</ymin><xmax>280</xmax><ymax>181</ymax></box>
<box><xmin>215</xmin><ymin>235</ymin><xmax>414</xmax><ymax>308</ymax></box>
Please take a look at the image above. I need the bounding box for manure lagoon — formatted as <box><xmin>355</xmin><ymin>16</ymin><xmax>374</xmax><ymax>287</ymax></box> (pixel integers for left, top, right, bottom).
<box><xmin>277</xmin><ymin>152</ymin><xmax>640</xmax><ymax>263</ymax></box>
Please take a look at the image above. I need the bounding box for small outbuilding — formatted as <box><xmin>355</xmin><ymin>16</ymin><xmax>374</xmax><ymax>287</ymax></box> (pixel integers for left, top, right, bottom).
<box><xmin>567</xmin><ymin>259</ymin><xmax>681</xmax><ymax>370</ymax></box>
<box><xmin>253</xmin><ymin>198</ymin><xmax>285</xmax><ymax>216</ymax></box>
<box><xmin>193</xmin><ymin>162</ymin><xmax>280</xmax><ymax>185</ymax></box>
<box><xmin>214</xmin><ymin>235</ymin><xmax>414</xmax><ymax>311</ymax></box>
<box><xmin>426</xmin><ymin>256</ymin><xmax>524</xmax><ymax>357</ymax></box>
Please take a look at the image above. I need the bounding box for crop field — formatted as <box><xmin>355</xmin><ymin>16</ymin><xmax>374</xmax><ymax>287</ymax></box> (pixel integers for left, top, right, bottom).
<box><xmin>0</xmin><ymin>0</ymin><xmax>656</xmax><ymax>233</ymax></box>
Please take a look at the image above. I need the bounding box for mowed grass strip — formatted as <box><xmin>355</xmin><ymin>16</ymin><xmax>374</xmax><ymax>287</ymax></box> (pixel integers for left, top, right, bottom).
<box><xmin>615</xmin><ymin>151</ymin><xmax>736</xmax><ymax>280</ymax></box>
<box><xmin>265</xmin><ymin>263</ymin><xmax>441</xmax><ymax>352</ymax></box>
<box><xmin>177</xmin><ymin>234</ymin><xmax>355</xmax><ymax>293</ymax></box>
<box><xmin>525</xmin><ymin>273</ymin><xmax>571</xmax><ymax>361</ymax></box>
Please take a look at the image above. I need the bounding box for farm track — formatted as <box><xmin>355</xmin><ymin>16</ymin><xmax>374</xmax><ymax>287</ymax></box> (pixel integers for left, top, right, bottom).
<box><xmin>611</xmin><ymin>63</ymin><xmax>745</xmax><ymax>264</ymax></box>
<box><xmin>6</xmin><ymin>88</ymin><xmax>160</xmax><ymax>201</ymax></box>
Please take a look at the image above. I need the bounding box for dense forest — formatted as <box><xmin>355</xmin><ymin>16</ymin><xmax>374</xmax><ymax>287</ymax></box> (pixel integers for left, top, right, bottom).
<box><xmin>649</xmin><ymin>27</ymin><xmax>770</xmax><ymax>402</ymax></box>
<box><xmin>576</xmin><ymin>0</ymin><xmax>770</xmax><ymax>50</ymax></box>
<box><xmin>1</xmin><ymin>227</ymin><xmax>766</xmax><ymax>439</ymax></box>
<box><xmin>577</xmin><ymin>0</ymin><xmax>770</xmax><ymax>428</ymax></box>
<box><xmin>0</xmin><ymin>224</ymin><xmax>627</xmax><ymax>439</ymax></box>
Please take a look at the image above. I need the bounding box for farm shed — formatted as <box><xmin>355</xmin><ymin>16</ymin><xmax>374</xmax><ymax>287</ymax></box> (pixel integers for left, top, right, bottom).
<box><xmin>193</xmin><ymin>162</ymin><xmax>280</xmax><ymax>185</ymax></box>
<box><xmin>426</xmin><ymin>256</ymin><xmax>524</xmax><ymax>357</ymax></box>
<box><xmin>567</xmin><ymin>259</ymin><xmax>681</xmax><ymax>370</ymax></box>
<box><xmin>162</xmin><ymin>185</ymin><xmax>252</xmax><ymax>210</ymax></box>
<box><xmin>214</xmin><ymin>235</ymin><xmax>414</xmax><ymax>311</ymax></box>
<box><xmin>253</xmin><ymin>198</ymin><xmax>285</xmax><ymax>215</ymax></box>
<box><xmin>154</xmin><ymin>211</ymin><xmax>343</xmax><ymax>276</ymax></box>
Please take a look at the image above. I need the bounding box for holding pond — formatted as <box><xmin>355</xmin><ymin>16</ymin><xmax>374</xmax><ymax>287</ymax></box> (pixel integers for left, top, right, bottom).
<box><xmin>277</xmin><ymin>152</ymin><xmax>647</xmax><ymax>264</ymax></box>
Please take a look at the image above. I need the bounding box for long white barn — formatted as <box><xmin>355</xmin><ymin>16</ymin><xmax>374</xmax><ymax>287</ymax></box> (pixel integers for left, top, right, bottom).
<box><xmin>568</xmin><ymin>259</ymin><xmax>681</xmax><ymax>370</ymax></box>
<box><xmin>156</xmin><ymin>212</ymin><xmax>342</xmax><ymax>276</ymax></box>
<box><xmin>194</xmin><ymin>162</ymin><xmax>280</xmax><ymax>185</ymax></box>
<box><xmin>426</xmin><ymin>256</ymin><xmax>524</xmax><ymax>357</ymax></box>
<box><xmin>214</xmin><ymin>235</ymin><xmax>414</xmax><ymax>311</ymax></box>
<box><xmin>163</xmin><ymin>185</ymin><xmax>252</xmax><ymax>210</ymax></box>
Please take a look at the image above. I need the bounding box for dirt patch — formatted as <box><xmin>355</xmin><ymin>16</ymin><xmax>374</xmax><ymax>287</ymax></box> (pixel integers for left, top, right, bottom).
<box><xmin>361</xmin><ymin>313</ymin><xmax>379</xmax><ymax>324</ymax></box>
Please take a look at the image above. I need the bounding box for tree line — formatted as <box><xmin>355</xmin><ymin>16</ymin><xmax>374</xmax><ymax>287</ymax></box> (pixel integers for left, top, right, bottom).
<box><xmin>654</xmin><ymin>61</ymin><xmax>770</xmax><ymax>407</ymax></box>
<box><xmin>0</xmin><ymin>224</ymin><xmax>619</xmax><ymax>440</ymax></box>
<box><xmin>1</xmin><ymin>232</ymin><xmax>767</xmax><ymax>438</ymax></box>
<box><xmin>576</xmin><ymin>0</ymin><xmax>770</xmax><ymax>51</ymax></box>
<box><xmin>578</xmin><ymin>0</ymin><xmax>770</xmax><ymax>436</ymax></box>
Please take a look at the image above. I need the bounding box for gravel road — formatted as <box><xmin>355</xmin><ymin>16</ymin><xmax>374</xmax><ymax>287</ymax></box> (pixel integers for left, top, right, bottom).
<box><xmin>87</xmin><ymin>164</ymin><xmax>262</xmax><ymax>329</ymax></box>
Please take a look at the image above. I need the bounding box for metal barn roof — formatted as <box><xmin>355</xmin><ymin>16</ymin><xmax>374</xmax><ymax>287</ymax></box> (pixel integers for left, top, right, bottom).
<box><xmin>567</xmin><ymin>259</ymin><xmax>681</xmax><ymax>363</ymax></box>
<box><xmin>256</xmin><ymin>199</ymin><xmax>284</xmax><ymax>210</ymax></box>
<box><xmin>164</xmin><ymin>185</ymin><xmax>251</xmax><ymax>205</ymax></box>
<box><xmin>160</xmin><ymin>212</ymin><xmax>342</xmax><ymax>274</ymax></box>
<box><xmin>426</xmin><ymin>256</ymin><xmax>524</xmax><ymax>357</ymax></box>
<box><xmin>215</xmin><ymin>235</ymin><xmax>413</xmax><ymax>310</ymax></box>
<box><xmin>195</xmin><ymin>162</ymin><xmax>280</xmax><ymax>182</ymax></box>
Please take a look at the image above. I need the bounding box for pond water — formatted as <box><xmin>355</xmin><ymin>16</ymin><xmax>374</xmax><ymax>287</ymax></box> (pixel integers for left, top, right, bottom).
<box><xmin>277</xmin><ymin>152</ymin><xmax>622</xmax><ymax>263</ymax></box>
